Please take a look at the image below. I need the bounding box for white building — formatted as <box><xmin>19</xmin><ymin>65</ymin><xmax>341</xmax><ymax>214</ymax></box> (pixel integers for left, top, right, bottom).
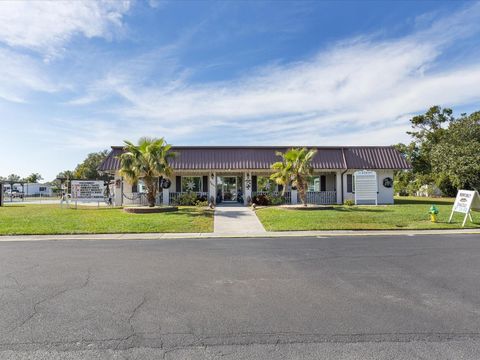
<box><xmin>98</xmin><ymin>146</ymin><xmax>410</xmax><ymax>206</ymax></box>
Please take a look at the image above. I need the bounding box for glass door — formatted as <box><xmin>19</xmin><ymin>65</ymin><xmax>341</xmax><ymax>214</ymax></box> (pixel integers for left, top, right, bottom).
<box><xmin>222</xmin><ymin>177</ymin><xmax>237</xmax><ymax>201</ymax></box>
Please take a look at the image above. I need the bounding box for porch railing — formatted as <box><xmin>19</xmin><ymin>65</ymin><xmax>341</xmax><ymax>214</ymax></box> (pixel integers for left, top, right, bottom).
<box><xmin>298</xmin><ymin>191</ymin><xmax>337</xmax><ymax>205</ymax></box>
<box><xmin>123</xmin><ymin>192</ymin><xmax>163</xmax><ymax>206</ymax></box>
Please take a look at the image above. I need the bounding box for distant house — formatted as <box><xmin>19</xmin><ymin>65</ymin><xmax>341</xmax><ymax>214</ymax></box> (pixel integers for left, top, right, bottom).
<box><xmin>3</xmin><ymin>183</ymin><xmax>53</xmax><ymax>196</ymax></box>
<box><xmin>99</xmin><ymin>146</ymin><xmax>410</xmax><ymax>206</ymax></box>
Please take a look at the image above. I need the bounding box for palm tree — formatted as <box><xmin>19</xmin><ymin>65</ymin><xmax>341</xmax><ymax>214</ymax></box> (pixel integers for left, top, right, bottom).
<box><xmin>270</xmin><ymin>148</ymin><xmax>317</xmax><ymax>206</ymax></box>
<box><xmin>119</xmin><ymin>137</ymin><xmax>175</xmax><ymax>207</ymax></box>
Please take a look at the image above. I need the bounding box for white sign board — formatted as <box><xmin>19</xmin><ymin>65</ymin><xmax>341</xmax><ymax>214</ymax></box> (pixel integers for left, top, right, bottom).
<box><xmin>354</xmin><ymin>170</ymin><xmax>378</xmax><ymax>205</ymax></box>
<box><xmin>449</xmin><ymin>190</ymin><xmax>480</xmax><ymax>227</ymax></box>
<box><xmin>71</xmin><ymin>181</ymin><xmax>104</xmax><ymax>202</ymax></box>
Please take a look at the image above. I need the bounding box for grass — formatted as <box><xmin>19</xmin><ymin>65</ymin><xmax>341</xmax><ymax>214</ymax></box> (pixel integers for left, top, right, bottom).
<box><xmin>255</xmin><ymin>196</ymin><xmax>480</xmax><ymax>231</ymax></box>
<box><xmin>0</xmin><ymin>204</ymin><xmax>213</xmax><ymax>235</ymax></box>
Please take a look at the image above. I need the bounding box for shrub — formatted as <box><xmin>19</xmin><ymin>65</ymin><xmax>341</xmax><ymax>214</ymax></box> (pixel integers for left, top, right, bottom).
<box><xmin>270</xmin><ymin>195</ymin><xmax>286</xmax><ymax>205</ymax></box>
<box><xmin>175</xmin><ymin>192</ymin><xmax>208</xmax><ymax>206</ymax></box>
<box><xmin>252</xmin><ymin>194</ymin><xmax>270</xmax><ymax>206</ymax></box>
<box><xmin>195</xmin><ymin>200</ymin><xmax>209</xmax><ymax>207</ymax></box>
<box><xmin>344</xmin><ymin>199</ymin><xmax>355</xmax><ymax>206</ymax></box>
<box><xmin>251</xmin><ymin>194</ymin><xmax>286</xmax><ymax>206</ymax></box>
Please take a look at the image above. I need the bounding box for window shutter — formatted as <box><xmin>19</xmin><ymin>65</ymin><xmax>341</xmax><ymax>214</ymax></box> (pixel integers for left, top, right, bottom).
<box><xmin>132</xmin><ymin>183</ymin><xmax>138</xmax><ymax>193</ymax></box>
<box><xmin>346</xmin><ymin>174</ymin><xmax>353</xmax><ymax>193</ymax></box>
<box><xmin>252</xmin><ymin>175</ymin><xmax>257</xmax><ymax>192</ymax></box>
<box><xmin>176</xmin><ymin>176</ymin><xmax>181</xmax><ymax>192</ymax></box>
<box><xmin>202</xmin><ymin>176</ymin><xmax>208</xmax><ymax>192</ymax></box>
<box><xmin>320</xmin><ymin>175</ymin><xmax>326</xmax><ymax>192</ymax></box>
<box><xmin>278</xmin><ymin>184</ymin><xmax>283</xmax><ymax>192</ymax></box>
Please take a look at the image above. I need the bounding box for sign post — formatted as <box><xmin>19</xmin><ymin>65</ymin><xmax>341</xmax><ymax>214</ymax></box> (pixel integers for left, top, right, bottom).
<box><xmin>448</xmin><ymin>190</ymin><xmax>480</xmax><ymax>227</ymax></box>
<box><xmin>70</xmin><ymin>180</ymin><xmax>105</xmax><ymax>209</ymax></box>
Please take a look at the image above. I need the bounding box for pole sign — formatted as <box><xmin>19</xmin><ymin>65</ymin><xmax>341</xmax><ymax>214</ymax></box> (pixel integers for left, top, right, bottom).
<box><xmin>354</xmin><ymin>170</ymin><xmax>378</xmax><ymax>205</ymax></box>
<box><xmin>448</xmin><ymin>190</ymin><xmax>480</xmax><ymax>227</ymax></box>
<box><xmin>71</xmin><ymin>180</ymin><xmax>105</xmax><ymax>202</ymax></box>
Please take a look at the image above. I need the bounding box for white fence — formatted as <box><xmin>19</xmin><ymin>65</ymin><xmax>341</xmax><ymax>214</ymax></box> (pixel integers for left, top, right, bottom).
<box><xmin>298</xmin><ymin>191</ymin><xmax>337</xmax><ymax>205</ymax></box>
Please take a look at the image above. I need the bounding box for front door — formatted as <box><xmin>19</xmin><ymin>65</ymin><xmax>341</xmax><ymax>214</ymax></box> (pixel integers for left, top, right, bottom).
<box><xmin>222</xmin><ymin>176</ymin><xmax>237</xmax><ymax>202</ymax></box>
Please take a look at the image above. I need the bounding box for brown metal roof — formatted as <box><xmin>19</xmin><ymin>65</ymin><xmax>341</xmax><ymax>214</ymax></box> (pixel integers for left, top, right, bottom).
<box><xmin>98</xmin><ymin>146</ymin><xmax>410</xmax><ymax>172</ymax></box>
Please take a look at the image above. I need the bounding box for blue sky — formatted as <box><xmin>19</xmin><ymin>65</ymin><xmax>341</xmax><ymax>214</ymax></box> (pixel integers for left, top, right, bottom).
<box><xmin>1</xmin><ymin>1</ymin><xmax>480</xmax><ymax>181</ymax></box>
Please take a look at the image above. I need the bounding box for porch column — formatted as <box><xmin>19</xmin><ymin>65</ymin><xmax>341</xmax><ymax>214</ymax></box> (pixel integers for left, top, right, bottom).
<box><xmin>291</xmin><ymin>185</ymin><xmax>298</xmax><ymax>205</ymax></box>
<box><xmin>209</xmin><ymin>172</ymin><xmax>216</xmax><ymax>204</ymax></box>
<box><xmin>244</xmin><ymin>172</ymin><xmax>252</xmax><ymax>205</ymax></box>
<box><xmin>336</xmin><ymin>171</ymin><xmax>343</xmax><ymax>204</ymax></box>
<box><xmin>114</xmin><ymin>174</ymin><xmax>123</xmax><ymax>206</ymax></box>
<box><xmin>162</xmin><ymin>187</ymin><xmax>169</xmax><ymax>205</ymax></box>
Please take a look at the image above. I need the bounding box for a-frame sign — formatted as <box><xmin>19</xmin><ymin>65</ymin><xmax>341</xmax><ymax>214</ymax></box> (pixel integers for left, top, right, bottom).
<box><xmin>448</xmin><ymin>190</ymin><xmax>480</xmax><ymax>227</ymax></box>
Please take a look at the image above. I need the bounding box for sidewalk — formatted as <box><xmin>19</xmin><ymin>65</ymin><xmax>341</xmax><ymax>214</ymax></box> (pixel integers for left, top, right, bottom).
<box><xmin>0</xmin><ymin>228</ymin><xmax>479</xmax><ymax>242</ymax></box>
<box><xmin>214</xmin><ymin>204</ymin><xmax>266</xmax><ymax>234</ymax></box>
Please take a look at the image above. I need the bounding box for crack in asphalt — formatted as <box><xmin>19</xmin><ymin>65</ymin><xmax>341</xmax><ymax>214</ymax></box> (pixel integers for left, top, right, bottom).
<box><xmin>2</xmin><ymin>331</ymin><xmax>480</xmax><ymax>357</ymax></box>
<box><xmin>5</xmin><ymin>268</ymin><xmax>92</xmax><ymax>336</ymax></box>
<box><xmin>114</xmin><ymin>294</ymin><xmax>148</xmax><ymax>350</ymax></box>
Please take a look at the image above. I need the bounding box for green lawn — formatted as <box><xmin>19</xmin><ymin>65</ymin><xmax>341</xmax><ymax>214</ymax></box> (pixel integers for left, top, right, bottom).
<box><xmin>0</xmin><ymin>204</ymin><xmax>213</xmax><ymax>235</ymax></box>
<box><xmin>255</xmin><ymin>196</ymin><xmax>480</xmax><ymax>231</ymax></box>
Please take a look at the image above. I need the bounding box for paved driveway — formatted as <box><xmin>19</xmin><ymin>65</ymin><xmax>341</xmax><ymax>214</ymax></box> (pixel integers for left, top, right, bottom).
<box><xmin>1</xmin><ymin>234</ymin><xmax>480</xmax><ymax>359</ymax></box>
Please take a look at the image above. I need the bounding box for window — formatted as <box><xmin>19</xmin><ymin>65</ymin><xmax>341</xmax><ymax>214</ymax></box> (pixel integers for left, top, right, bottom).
<box><xmin>346</xmin><ymin>174</ymin><xmax>355</xmax><ymax>193</ymax></box>
<box><xmin>307</xmin><ymin>176</ymin><xmax>326</xmax><ymax>192</ymax></box>
<box><xmin>39</xmin><ymin>187</ymin><xmax>46</xmax><ymax>192</ymax></box>
<box><xmin>181</xmin><ymin>176</ymin><xmax>202</xmax><ymax>192</ymax></box>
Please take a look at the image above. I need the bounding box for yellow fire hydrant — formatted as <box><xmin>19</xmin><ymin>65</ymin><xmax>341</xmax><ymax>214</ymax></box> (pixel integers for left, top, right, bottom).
<box><xmin>429</xmin><ymin>205</ymin><xmax>439</xmax><ymax>223</ymax></box>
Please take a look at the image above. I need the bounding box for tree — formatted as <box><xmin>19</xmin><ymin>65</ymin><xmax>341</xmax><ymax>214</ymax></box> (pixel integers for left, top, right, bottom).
<box><xmin>6</xmin><ymin>174</ymin><xmax>21</xmax><ymax>183</ymax></box>
<box><xmin>270</xmin><ymin>148</ymin><xmax>317</xmax><ymax>206</ymax></box>
<box><xmin>74</xmin><ymin>150</ymin><xmax>109</xmax><ymax>180</ymax></box>
<box><xmin>119</xmin><ymin>137</ymin><xmax>175</xmax><ymax>207</ymax></box>
<box><xmin>431</xmin><ymin>111</ymin><xmax>480</xmax><ymax>191</ymax></box>
<box><xmin>24</xmin><ymin>173</ymin><xmax>43</xmax><ymax>183</ymax></box>
<box><xmin>54</xmin><ymin>170</ymin><xmax>75</xmax><ymax>193</ymax></box>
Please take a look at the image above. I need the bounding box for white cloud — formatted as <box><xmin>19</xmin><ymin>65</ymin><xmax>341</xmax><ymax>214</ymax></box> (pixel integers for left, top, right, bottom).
<box><xmin>0</xmin><ymin>0</ymin><xmax>130</xmax><ymax>57</ymax></box>
<box><xmin>65</xmin><ymin>3</ymin><xmax>480</xmax><ymax>147</ymax></box>
<box><xmin>0</xmin><ymin>48</ymin><xmax>59</xmax><ymax>102</ymax></box>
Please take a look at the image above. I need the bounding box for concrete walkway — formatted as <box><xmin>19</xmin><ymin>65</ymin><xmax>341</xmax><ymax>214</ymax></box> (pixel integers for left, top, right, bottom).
<box><xmin>214</xmin><ymin>203</ymin><xmax>266</xmax><ymax>234</ymax></box>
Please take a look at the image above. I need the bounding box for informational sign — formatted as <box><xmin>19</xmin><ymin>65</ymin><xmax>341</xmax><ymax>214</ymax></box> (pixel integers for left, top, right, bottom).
<box><xmin>448</xmin><ymin>190</ymin><xmax>480</xmax><ymax>227</ymax></box>
<box><xmin>71</xmin><ymin>181</ymin><xmax>105</xmax><ymax>202</ymax></box>
<box><xmin>354</xmin><ymin>170</ymin><xmax>378</xmax><ymax>205</ymax></box>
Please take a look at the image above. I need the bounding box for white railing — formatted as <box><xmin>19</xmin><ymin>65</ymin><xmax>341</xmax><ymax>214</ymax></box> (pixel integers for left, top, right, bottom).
<box><xmin>252</xmin><ymin>191</ymin><xmax>292</xmax><ymax>204</ymax></box>
<box><xmin>123</xmin><ymin>192</ymin><xmax>163</xmax><ymax>206</ymax></box>
<box><xmin>169</xmin><ymin>192</ymin><xmax>209</xmax><ymax>205</ymax></box>
<box><xmin>298</xmin><ymin>191</ymin><xmax>337</xmax><ymax>205</ymax></box>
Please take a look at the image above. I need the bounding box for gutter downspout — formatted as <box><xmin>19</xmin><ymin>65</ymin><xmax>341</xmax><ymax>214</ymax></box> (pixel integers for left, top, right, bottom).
<box><xmin>340</xmin><ymin>147</ymin><xmax>348</xmax><ymax>204</ymax></box>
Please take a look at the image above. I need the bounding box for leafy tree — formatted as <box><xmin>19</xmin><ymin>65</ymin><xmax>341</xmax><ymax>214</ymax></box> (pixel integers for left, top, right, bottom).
<box><xmin>24</xmin><ymin>173</ymin><xmax>43</xmax><ymax>183</ymax></box>
<box><xmin>431</xmin><ymin>111</ymin><xmax>480</xmax><ymax>191</ymax></box>
<box><xmin>119</xmin><ymin>137</ymin><xmax>174</xmax><ymax>207</ymax></box>
<box><xmin>53</xmin><ymin>170</ymin><xmax>75</xmax><ymax>193</ymax></box>
<box><xmin>6</xmin><ymin>174</ymin><xmax>21</xmax><ymax>183</ymax></box>
<box><xmin>270</xmin><ymin>148</ymin><xmax>317</xmax><ymax>206</ymax></box>
<box><xmin>74</xmin><ymin>150</ymin><xmax>109</xmax><ymax>180</ymax></box>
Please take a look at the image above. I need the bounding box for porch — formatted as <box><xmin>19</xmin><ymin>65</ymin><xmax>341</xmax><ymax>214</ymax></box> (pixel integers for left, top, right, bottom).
<box><xmin>118</xmin><ymin>171</ymin><xmax>341</xmax><ymax>206</ymax></box>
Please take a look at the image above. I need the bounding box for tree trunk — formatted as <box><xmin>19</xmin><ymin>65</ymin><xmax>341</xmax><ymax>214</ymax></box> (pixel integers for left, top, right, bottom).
<box><xmin>298</xmin><ymin>181</ymin><xmax>307</xmax><ymax>206</ymax></box>
<box><xmin>145</xmin><ymin>180</ymin><xmax>156</xmax><ymax>207</ymax></box>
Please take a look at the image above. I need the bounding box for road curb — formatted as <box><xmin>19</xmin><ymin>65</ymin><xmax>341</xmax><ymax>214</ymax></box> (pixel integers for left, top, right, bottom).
<box><xmin>0</xmin><ymin>229</ymin><xmax>479</xmax><ymax>242</ymax></box>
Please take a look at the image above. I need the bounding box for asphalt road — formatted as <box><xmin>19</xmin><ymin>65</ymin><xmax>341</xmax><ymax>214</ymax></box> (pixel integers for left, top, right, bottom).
<box><xmin>1</xmin><ymin>234</ymin><xmax>480</xmax><ymax>359</ymax></box>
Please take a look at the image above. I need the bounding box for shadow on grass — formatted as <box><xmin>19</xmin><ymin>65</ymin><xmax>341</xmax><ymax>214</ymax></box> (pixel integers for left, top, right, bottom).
<box><xmin>333</xmin><ymin>207</ymin><xmax>393</xmax><ymax>213</ymax></box>
<box><xmin>395</xmin><ymin>198</ymin><xmax>454</xmax><ymax>205</ymax></box>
